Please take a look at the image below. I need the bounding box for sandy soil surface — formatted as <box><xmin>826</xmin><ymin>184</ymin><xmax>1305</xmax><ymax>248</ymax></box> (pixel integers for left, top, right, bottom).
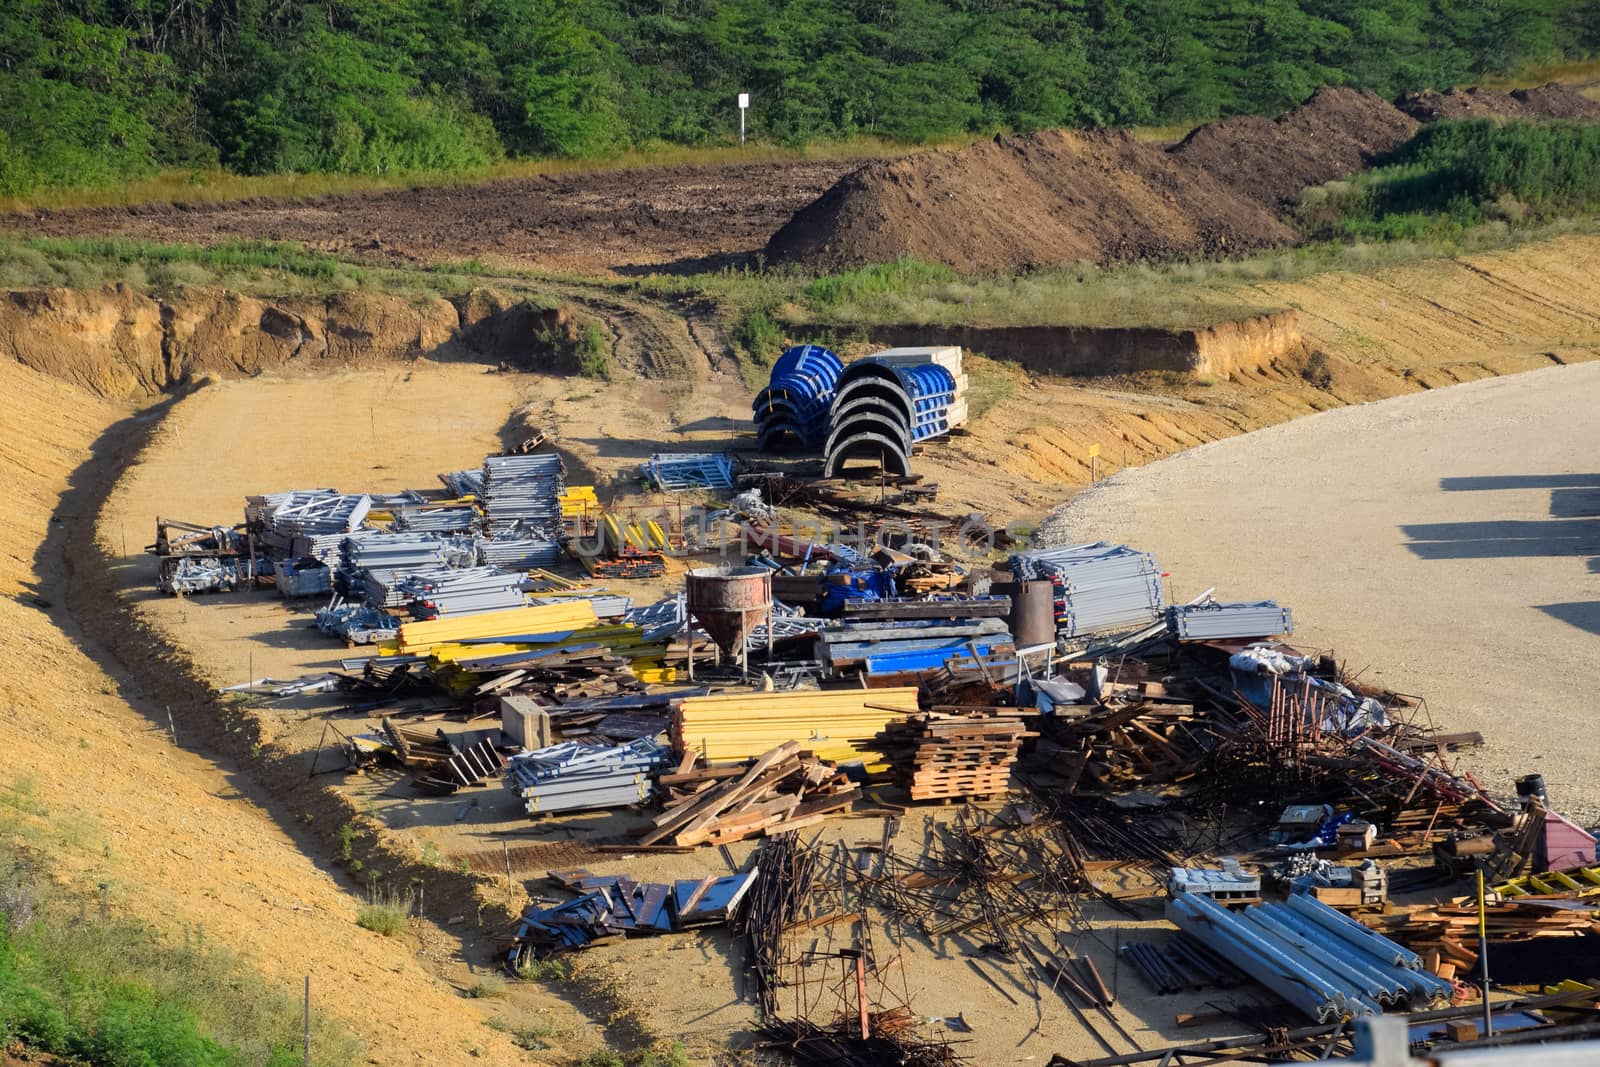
<box><xmin>0</xmin><ymin>355</ymin><xmax>555</xmax><ymax>1066</ymax></box>
<box><xmin>57</xmin><ymin>236</ymin><xmax>1600</xmax><ymax>1062</ymax></box>
<box><xmin>5</xmin><ymin>159</ymin><xmax>861</xmax><ymax>276</ymax></box>
<box><xmin>1040</xmin><ymin>361</ymin><xmax>1600</xmax><ymax>824</ymax></box>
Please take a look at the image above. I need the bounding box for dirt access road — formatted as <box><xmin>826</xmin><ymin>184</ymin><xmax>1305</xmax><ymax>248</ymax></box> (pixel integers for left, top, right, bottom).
<box><xmin>6</xmin><ymin>159</ymin><xmax>861</xmax><ymax>275</ymax></box>
<box><xmin>1041</xmin><ymin>361</ymin><xmax>1600</xmax><ymax>822</ymax></box>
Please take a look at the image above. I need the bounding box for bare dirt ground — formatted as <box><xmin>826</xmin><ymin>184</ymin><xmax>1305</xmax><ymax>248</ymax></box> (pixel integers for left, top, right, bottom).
<box><xmin>1040</xmin><ymin>361</ymin><xmax>1600</xmax><ymax>826</ymax></box>
<box><xmin>0</xmin><ymin>356</ymin><xmax>556</xmax><ymax>1066</ymax></box>
<box><xmin>78</xmin><ymin>236</ymin><xmax>1600</xmax><ymax>1062</ymax></box>
<box><xmin>0</xmin><ymin>227</ymin><xmax>1588</xmax><ymax>1064</ymax></box>
<box><xmin>5</xmin><ymin>159</ymin><xmax>861</xmax><ymax>276</ymax></box>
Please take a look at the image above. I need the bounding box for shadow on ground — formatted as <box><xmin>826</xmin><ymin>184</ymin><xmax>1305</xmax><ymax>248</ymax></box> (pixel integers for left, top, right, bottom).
<box><xmin>1402</xmin><ymin>471</ymin><xmax>1600</xmax><ymax>637</ymax></box>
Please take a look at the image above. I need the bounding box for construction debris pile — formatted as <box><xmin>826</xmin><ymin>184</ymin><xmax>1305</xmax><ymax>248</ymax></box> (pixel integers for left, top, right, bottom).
<box><xmin>638</xmin><ymin>741</ymin><xmax>860</xmax><ymax>847</ymax></box>
<box><xmin>507</xmin><ymin>866</ymin><xmax>757</xmax><ymax>962</ymax></box>
<box><xmin>153</xmin><ymin>338</ymin><xmax>1600</xmax><ymax>1064</ymax></box>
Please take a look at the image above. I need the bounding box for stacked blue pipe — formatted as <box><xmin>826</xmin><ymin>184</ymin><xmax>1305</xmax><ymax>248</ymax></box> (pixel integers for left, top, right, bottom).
<box><xmin>753</xmin><ymin>345</ymin><xmax>842</xmax><ymax>451</ymax></box>
<box><xmin>824</xmin><ymin>359</ymin><xmax>960</xmax><ymax>478</ymax></box>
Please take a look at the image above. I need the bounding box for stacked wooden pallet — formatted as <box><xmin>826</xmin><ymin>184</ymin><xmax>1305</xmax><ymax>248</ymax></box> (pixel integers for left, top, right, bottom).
<box><xmin>637</xmin><ymin>741</ymin><xmax>860</xmax><ymax>847</ymax></box>
<box><xmin>585</xmin><ymin>552</ymin><xmax>667</xmax><ymax>579</ymax></box>
<box><xmin>870</xmin><ymin>712</ymin><xmax>1033</xmax><ymax>801</ymax></box>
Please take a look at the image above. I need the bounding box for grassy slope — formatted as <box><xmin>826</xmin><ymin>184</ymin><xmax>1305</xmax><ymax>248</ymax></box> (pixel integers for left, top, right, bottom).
<box><xmin>0</xmin><ymin>819</ymin><xmax>358</xmax><ymax>1067</ymax></box>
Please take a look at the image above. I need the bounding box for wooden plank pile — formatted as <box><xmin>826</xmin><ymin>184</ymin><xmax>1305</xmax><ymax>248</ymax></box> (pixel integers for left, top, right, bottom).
<box><xmin>379</xmin><ymin>716</ymin><xmax>502</xmax><ymax>794</ymax></box>
<box><xmin>869</xmin><ymin>712</ymin><xmax>1033</xmax><ymax>801</ymax></box>
<box><xmin>637</xmin><ymin>742</ymin><xmax>860</xmax><ymax>848</ymax></box>
<box><xmin>673</xmin><ymin>687</ymin><xmax>917</xmax><ymax>764</ymax></box>
<box><xmin>1364</xmin><ymin>900</ymin><xmax>1600</xmax><ymax>981</ymax></box>
<box><xmin>1028</xmin><ymin>702</ymin><xmax>1208</xmax><ymax>794</ymax></box>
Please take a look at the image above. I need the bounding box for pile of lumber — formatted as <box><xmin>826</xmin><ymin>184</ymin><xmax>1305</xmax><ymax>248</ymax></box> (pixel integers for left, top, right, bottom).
<box><xmin>637</xmin><ymin>742</ymin><xmax>860</xmax><ymax>848</ymax></box>
<box><xmin>870</xmin><ymin>712</ymin><xmax>1032</xmax><ymax>801</ymax></box>
<box><xmin>379</xmin><ymin>717</ymin><xmax>502</xmax><ymax>794</ymax></box>
<box><xmin>388</xmin><ymin>601</ymin><xmax>599</xmax><ymax>656</ymax></box>
<box><xmin>673</xmin><ymin>687</ymin><xmax>917</xmax><ymax>764</ymax></box>
<box><xmin>1028</xmin><ymin>702</ymin><xmax>1207</xmax><ymax>794</ymax></box>
<box><xmin>1364</xmin><ymin>900</ymin><xmax>1600</xmax><ymax>980</ymax></box>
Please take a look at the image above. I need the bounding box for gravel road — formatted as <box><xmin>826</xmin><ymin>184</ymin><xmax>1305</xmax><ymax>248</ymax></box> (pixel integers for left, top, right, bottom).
<box><xmin>1041</xmin><ymin>362</ymin><xmax>1600</xmax><ymax>821</ymax></box>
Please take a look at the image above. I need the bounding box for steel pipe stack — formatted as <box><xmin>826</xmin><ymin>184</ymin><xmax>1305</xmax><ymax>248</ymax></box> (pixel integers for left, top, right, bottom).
<box><xmin>1168</xmin><ymin>600</ymin><xmax>1294</xmax><ymax>640</ymax></box>
<box><xmin>480</xmin><ymin>453</ymin><xmax>565</xmax><ymax>537</ymax></box>
<box><xmin>752</xmin><ymin>344</ymin><xmax>843</xmax><ymax>451</ymax></box>
<box><xmin>476</xmin><ymin>536</ymin><xmax>565</xmax><ymax>570</ymax></box>
<box><xmin>1009</xmin><ymin>542</ymin><xmax>1166</xmax><ymax>637</ymax></box>
<box><xmin>1166</xmin><ymin>892</ymin><xmax>1452</xmax><ymax>1023</ymax></box>
<box><xmin>335</xmin><ymin>531</ymin><xmax>473</xmax><ymax>601</ymax></box>
<box><xmin>392</xmin><ymin>507</ymin><xmax>478</xmax><ymax>534</ymax></box>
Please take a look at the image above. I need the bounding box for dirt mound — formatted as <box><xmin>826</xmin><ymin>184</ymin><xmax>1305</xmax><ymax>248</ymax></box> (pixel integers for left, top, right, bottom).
<box><xmin>1171</xmin><ymin>86</ymin><xmax>1420</xmax><ymax>211</ymax></box>
<box><xmin>1509</xmin><ymin>83</ymin><xmax>1600</xmax><ymax>119</ymax></box>
<box><xmin>764</xmin><ymin>129</ymin><xmax>1294</xmax><ymax>273</ymax></box>
<box><xmin>1397</xmin><ymin>82</ymin><xmax>1600</xmax><ymax>122</ymax></box>
<box><xmin>767</xmin><ymin>87</ymin><xmax>1420</xmax><ymax>273</ymax></box>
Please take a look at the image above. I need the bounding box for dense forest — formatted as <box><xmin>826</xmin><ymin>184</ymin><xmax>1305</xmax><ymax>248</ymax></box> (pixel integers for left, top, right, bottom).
<box><xmin>1</xmin><ymin>0</ymin><xmax>1597</xmax><ymax>194</ymax></box>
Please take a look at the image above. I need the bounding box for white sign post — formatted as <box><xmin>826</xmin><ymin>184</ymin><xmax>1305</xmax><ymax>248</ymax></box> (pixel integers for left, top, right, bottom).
<box><xmin>738</xmin><ymin>92</ymin><xmax>749</xmax><ymax>146</ymax></box>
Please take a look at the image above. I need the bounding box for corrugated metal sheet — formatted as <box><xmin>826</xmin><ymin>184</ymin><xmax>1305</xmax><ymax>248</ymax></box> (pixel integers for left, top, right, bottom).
<box><xmin>1010</xmin><ymin>542</ymin><xmax>1166</xmax><ymax>636</ymax></box>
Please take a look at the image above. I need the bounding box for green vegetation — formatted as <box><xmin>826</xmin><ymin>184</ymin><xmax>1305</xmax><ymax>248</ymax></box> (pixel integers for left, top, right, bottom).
<box><xmin>2</xmin><ymin>0</ymin><xmax>1594</xmax><ymax>196</ymax></box>
<box><xmin>487</xmin><ymin>1013</ymin><xmax>558</xmax><ymax>1051</ymax></box>
<box><xmin>515</xmin><ymin>957</ymin><xmax>569</xmax><ymax>982</ymax></box>
<box><xmin>464</xmin><ymin>975</ymin><xmax>506</xmax><ymax>999</ymax></box>
<box><xmin>1301</xmin><ymin>120</ymin><xmax>1600</xmax><ymax>240</ymax></box>
<box><xmin>731</xmin><ymin>307</ymin><xmax>786</xmax><ymax>369</ymax></box>
<box><xmin>640</xmin><ymin>1042</ymin><xmax>693</xmax><ymax>1067</ymax></box>
<box><xmin>578</xmin><ymin>320</ymin><xmax>613</xmax><ymax>379</ymax></box>
<box><xmin>0</xmin><ymin>833</ymin><xmax>358</xmax><ymax>1066</ymax></box>
<box><xmin>354</xmin><ymin>889</ymin><xmax>412</xmax><ymax>937</ymax></box>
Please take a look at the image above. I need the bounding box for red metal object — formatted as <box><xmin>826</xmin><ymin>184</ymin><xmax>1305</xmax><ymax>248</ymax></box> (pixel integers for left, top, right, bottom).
<box><xmin>685</xmin><ymin>566</ymin><xmax>772</xmax><ymax>657</ymax></box>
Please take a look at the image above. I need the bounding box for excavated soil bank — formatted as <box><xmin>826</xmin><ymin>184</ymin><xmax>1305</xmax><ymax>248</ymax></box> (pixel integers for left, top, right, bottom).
<box><xmin>0</xmin><ymin>284</ymin><xmax>581</xmax><ymax>398</ymax></box>
<box><xmin>767</xmin><ymin>88</ymin><xmax>1425</xmax><ymax>272</ymax></box>
<box><xmin>765</xmin><ymin>128</ymin><xmax>1296</xmax><ymax>273</ymax></box>
<box><xmin>817</xmin><ymin>310</ymin><xmax>1304</xmax><ymax>379</ymax></box>
<box><xmin>6</xmin><ymin>159</ymin><xmax>858</xmax><ymax>275</ymax></box>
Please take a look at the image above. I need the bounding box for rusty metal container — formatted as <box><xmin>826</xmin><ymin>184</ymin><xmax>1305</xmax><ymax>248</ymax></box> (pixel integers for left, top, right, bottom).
<box><xmin>1010</xmin><ymin>579</ymin><xmax>1056</xmax><ymax>648</ymax></box>
<box><xmin>686</xmin><ymin>565</ymin><xmax>773</xmax><ymax>657</ymax></box>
